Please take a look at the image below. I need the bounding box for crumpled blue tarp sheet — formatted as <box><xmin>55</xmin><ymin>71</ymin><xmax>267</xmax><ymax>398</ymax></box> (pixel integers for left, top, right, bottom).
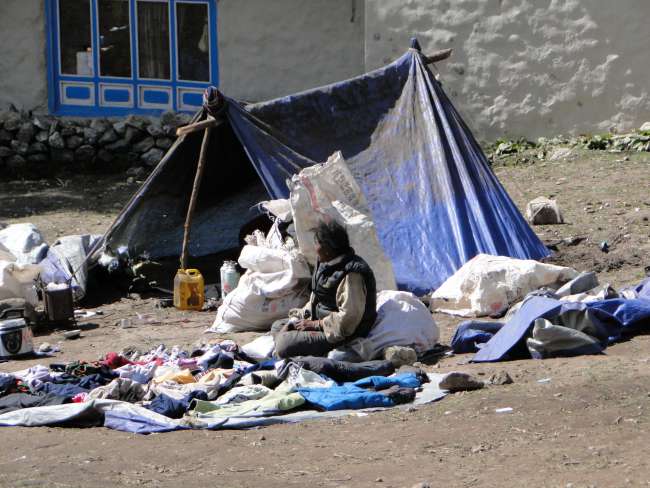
<box><xmin>472</xmin><ymin>290</ymin><xmax>650</xmax><ymax>362</ymax></box>
<box><xmin>235</xmin><ymin>48</ymin><xmax>549</xmax><ymax>293</ymax></box>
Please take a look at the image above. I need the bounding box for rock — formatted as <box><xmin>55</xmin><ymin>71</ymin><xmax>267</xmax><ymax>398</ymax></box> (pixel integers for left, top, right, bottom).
<box><xmin>33</xmin><ymin>116</ymin><xmax>51</xmax><ymax>131</ymax></box>
<box><xmin>126</xmin><ymin>166</ymin><xmax>146</xmax><ymax>178</ymax></box>
<box><xmin>98</xmin><ymin>129</ymin><xmax>119</xmax><ymax>145</ymax></box>
<box><xmin>16</xmin><ymin>122</ymin><xmax>35</xmax><ymax>143</ymax></box>
<box><xmin>140</xmin><ymin>147</ymin><xmax>164</xmax><ymax>166</ymax></box>
<box><xmin>66</xmin><ymin>135</ymin><xmax>84</xmax><ymax>149</ymax></box>
<box><xmin>6</xmin><ymin>154</ymin><xmax>26</xmax><ymax>171</ymax></box>
<box><xmin>526</xmin><ymin>197</ymin><xmax>564</xmax><ymax>225</ymax></box>
<box><xmin>0</xmin><ymin>129</ymin><xmax>12</xmax><ymax>144</ymax></box>
<box><xmin>35</xmin><ymin>130</ymin><xmax>49</xmax><ymax>143</ymax></box>
<box><xmin>106</xmin><ymin>139</ymin><xmax>130</xmax><ymax>154</ymax></box>
<box><xmin>3</xmin><ymin>112</ymin><xmax>22</xmax><ymax>131</ymax></box>
<box><xmin>155</xmin><ymin>137</ymin><xmax>173</xmax><ymax>150</ymax></box>
<box><xmin>27</xmin><ymin>153</ymin><xmax>48</xmax><ymax>163</ymax></box>
<box><xmin>123</xmin><ymin>125</ymin><xmax>145</xmax><ymax>144</ymax></box>
<box><xmin>28</xmin><ymin>142</ymin><xmax>47</xmax><ymax>154</ymax></box>
<box><xmin>48</xmin><ymin>131</ymin><xmax>65</xmax><ymax>149</ymax></box>
<box><xmin>10</xmin><ymin>140</ymin><xmax>29</xmax><ymax>155</ymax></box>
<box><xmin>38</xmin><ymin>342</ymin><xmax>52</xmax><ymax>353</ymax></box>
<box><xmin>147</xmin><ymin>123</ymin><xmax>164</xmax><ymax>137</ymax></box>
<box><xmin>60</xmin><ymin>125</ymin><xmax>76</xmax><ymax>137</ymax></box>
<box><xmin>48</xmin><ymin>119</ymin><xmax>59</xmax><ymax>135</ymax></box>
<box><xmin>96</xmin><ymin>148</ymin><xmax>113</xmax><ymax>163</ymax></box>
<box><xmin>126</xmin><ymin>176</ymin><xmax>135</xmax><ymax>184</ymax></box>
<box><xmin>439</xmin><ymin>372</ymin><xmax>484</xmax><ymax>392</ymax></box>
<box><xmin>75</xmin><ymin>145</ymin><xmax>95</xmax><ymax>161</ymax></box>
<box><xmin>160</xmin><ymin>111</ymin><xmax>183</xmax><ymax>128</ymax></box>
<box><xmin>549</xmin><ymin>147</ymin><xmax>573</xmax><ymax>161</ymax></box>
<box><xmin>0</xmin><ymin>146</ymin><xmax>12</xmax><ymax>158</ymax></box>
<box><xmin>126</xmin><ymin>151</ymin><xmax>140</xmax><ymax>164</ymax></box>
<box><xmin>162</xmin><ymin>124</ymin><xmax>176</xmax><ymax>137</ymax></box>
<box><xmin>488</xmin><ymin>371</ymin><xmax>514</xmax><ymax>385</ymax></box>
<box><xmin>133</xmin><ymin>136</ymin><xmax>155</xmax><ymax>153</ymax></box>
<box><xmin>51</xmin><ymin>148</ymin><xmax>75</xmax><ymax>163</ymax></box>
<box><xmin>112</xmin><ymin>121</ymin><xmax>127</xmax><ymax>136</ymax></box>
<box><xmin>125</xmin><ymin>114</ymin><xmax>148</xmax><ymax>131</ymax></box>
<box><xmin>83</xmin><ymin>127</ymin><xmax>99</xmax><ymax>145</ymax></box>
<box><xmin>90</xmin><ymin>118</ymin><xmax>111</xmax><ymax>133</ymax></box>
<box><xmin>411</xmin><ymin>483</ymin><xmax>432</xmax><ymax>488</ymax></box>
<box><xmin>640</xmin><ymin>122</ymin><xmax>650</xmax><ymax>132</ymax></box>
<box><xmin>383</xmin><ymin>345</ymin><xmax>418</xmax><ymax>367</ymax></box>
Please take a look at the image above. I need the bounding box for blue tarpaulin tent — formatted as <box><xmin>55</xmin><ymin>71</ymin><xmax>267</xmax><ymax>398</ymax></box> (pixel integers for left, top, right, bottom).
<box><xmin>98</xmin><ymin>41</ymin><xmax>548</xmax><ymax>293</ymax></box>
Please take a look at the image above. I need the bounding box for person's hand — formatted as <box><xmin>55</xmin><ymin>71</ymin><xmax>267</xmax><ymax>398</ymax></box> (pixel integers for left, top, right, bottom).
<box><xmin>295</xmin><ymin>320</ymin><xmax>321</xmax><ymax>332</ymax></box>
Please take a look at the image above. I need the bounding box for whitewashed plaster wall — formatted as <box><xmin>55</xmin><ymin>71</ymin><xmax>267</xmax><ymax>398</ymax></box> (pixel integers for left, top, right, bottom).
<box><xmin>0</xmin><ymin>0</ymin><xmax>48</xmax><ymax>111</ymax></box>
<box><xmin>364</xmin><ymin>0</ymin><xmax>650</xmax><ymax>140</ymax></box>
<box><xmin>217</xmin><ymin>0</ymin><xmax>365</xmax><ymax>102</ymax></box>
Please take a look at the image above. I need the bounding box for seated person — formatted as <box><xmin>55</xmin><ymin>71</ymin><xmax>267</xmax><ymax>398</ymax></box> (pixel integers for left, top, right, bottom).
<box><xmin>272</xmin><ymin>220</ymin><xmax>377</xmax><ymax>359</ymax></box>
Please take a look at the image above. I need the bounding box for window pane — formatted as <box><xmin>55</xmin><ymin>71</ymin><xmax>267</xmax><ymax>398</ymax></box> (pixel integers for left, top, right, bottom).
<box><xmin>98</xmin><ymin>0</ymin><xmax>131</xmax><ymax>77</ymax></box>
<box><xmin>176</xmin><ymin>3</ymin><xmax>210</xmax><ymax>82</ymax></box>
<box><xmin>58</xmin><ymin>0</ymin><xmax>93</xmax><ymax>75</ymax></box>
<box><xmin>137</xmin><ymin>1</ymin><xmax>170</xmax><ymax>79</ymax></box>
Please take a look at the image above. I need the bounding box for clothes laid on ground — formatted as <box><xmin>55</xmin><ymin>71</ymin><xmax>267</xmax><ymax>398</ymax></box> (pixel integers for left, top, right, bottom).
<box><xmin>297</xmin><ymin>373</ymin><xmax>423</xmax><ymax>411</ymax></box>
<box><xmin>0</xmin><ymin>392</ymin><xmax>69</xmax><ymax>414</ymax></box>
<box><xmin>0</xmin><ymin>343</ymin><xmax>445</xmax><ymax>433</ymax></box>
<box><xmin>286</xmin><ymin>356</ymin><xmax>395</xmax><ymax>383</ymax></box>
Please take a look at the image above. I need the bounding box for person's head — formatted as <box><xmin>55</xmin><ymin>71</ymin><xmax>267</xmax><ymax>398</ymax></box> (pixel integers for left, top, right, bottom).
<box><xmin>313</xmin><ymin>220</ymin><xmax>351</xmax><ymax>262</ymax></box>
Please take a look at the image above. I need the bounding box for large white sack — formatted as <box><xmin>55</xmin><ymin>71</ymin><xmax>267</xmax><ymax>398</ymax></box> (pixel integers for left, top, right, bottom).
<box><xmin>0</xmin><ymin>224</ymin><xmax>48</xmax><ymax>265</ymax></box>
<box><xmin>289</xmin><ymin>151</ymin><xmax>396</xmax><ymax>291</ymax></box>
<box><xmin>430</xmin><ymin>254</ymin><xmax>579</xmax><ymax>317</ymax></box>
<box><xmin>0</xmin><ymin>260</ymin><xmax>41</xmax><ymax>302</ymax></box>
<box><xmin>0</xmin><ymin>243</ymin><xmax>15</xmax><ymax>262</ymax></box>
<box><xmin>209</xmin><ymin>230</ymin><xmax>311</xmax><ymax>333</ymax></box>
<box><xmin>343</xmin><ymin>291</ymin><xmax>439</xmax><ymax>361</ymax></box>
<box><xmin>209</xmin><ymin>273</ymin><xmax>310</xmax><ymax>333</ymax></box>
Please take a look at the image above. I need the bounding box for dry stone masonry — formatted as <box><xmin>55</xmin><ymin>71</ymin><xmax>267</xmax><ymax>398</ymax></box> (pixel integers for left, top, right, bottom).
<box><xmin>0</xmin><ymin>110</ymin><xmax>191</xmax><ymax>177</ymax></box>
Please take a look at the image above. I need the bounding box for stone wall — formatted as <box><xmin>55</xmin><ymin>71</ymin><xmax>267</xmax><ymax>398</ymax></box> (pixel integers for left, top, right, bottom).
<box><xmin>0</xmin><ymin>110</ymin><xmax>190</xmax><ymax>177</ymax></box>
<box><xmin>364</xmin><ymin>0</ymin><xmax>650</xmax><ymax>140</ymax></box>
<box><xmin>0</xmin><ymin>1</ymin><xmax>48</xmax><ymax>111</ymax></box>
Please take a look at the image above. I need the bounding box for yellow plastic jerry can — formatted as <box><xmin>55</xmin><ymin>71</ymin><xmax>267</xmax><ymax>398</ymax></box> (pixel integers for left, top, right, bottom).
<box><xmin>173</xmin><ymin>269</ymin><xmax>205</xmax><ymax>311</ymax></box>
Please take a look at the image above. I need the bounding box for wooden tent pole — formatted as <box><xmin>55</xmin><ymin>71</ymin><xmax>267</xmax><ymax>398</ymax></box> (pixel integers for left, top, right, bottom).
<box><xmin>180</xmin><ymin>121</ymin><xmax>214</xmax><ymax>270</ymax></box>
<box><xmin>423</xmin><ymin>48</ymin><xmax>453</xmax><ymax>65</ymax></box>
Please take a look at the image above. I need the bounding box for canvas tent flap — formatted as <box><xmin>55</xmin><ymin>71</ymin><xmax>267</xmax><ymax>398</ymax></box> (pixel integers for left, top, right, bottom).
<box><xmin>97</xmin><ymin>43</ymin><xmax>548</xmax><ymax>294</ymax></box>
<box><xmin>241</xmin><ymin>49</ymin><xmax>548</xmax><ymax>293</ymax></box>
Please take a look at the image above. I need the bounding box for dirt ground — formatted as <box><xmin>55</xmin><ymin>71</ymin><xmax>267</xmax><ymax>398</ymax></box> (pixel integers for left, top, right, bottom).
<box><xmin>0</xmin><ymin>148</ymin><xmax>649</xmax><ymax>488</ymax></box>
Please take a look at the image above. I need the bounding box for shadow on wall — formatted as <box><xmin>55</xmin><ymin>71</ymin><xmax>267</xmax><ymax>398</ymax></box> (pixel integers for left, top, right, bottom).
<box><xmin>365</xmin><ymin>0</ymin><xmax>650</xmax><ymax>139</ymax></box>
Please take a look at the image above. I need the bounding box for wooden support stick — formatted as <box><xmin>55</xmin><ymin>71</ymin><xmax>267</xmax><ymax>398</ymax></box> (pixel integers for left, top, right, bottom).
<box><xmin>180</xmin><ymin>124</ymin><xmax>212</xmax><ymax>269</ymax></box>
<box><xmin>424</xmin><ymin>48</ymin><xmax>453</xmax><ymax>65</ymax></box>
<box><xmin>176</xmin><ymin>117</ymin><xmax>222</xmax><ymax>137</ymax></box>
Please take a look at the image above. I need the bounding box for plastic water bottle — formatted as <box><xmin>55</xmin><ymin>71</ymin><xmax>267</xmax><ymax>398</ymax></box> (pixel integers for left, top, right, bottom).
<box><xmin>220</xmin><ymin>261</ymin><xmax>240</xmax><ymax>299</ymax></box>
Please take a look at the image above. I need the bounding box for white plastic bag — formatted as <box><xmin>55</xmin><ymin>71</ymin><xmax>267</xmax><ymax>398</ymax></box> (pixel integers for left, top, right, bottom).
<box><xmin>0</xmin><ymin>260</ymin><xmax>41</xmax><ymax>302</ymax></box>
<box><xmin>210</xmin><ymin>273</ymin><xmax>309</xmax><ymax>332</ymax></box>
<box><xmin>289</xmin><ymin>151</ymin><xmax>396</xmax><ymax>291</ymax></box>
<box><xmin>430</xmin><ymin>254</ymin><xmax>579</xmax><ymax>317</ymax></box>
<box><xmin>209</xmin><ymin>231</ymin><xmax>311</xmax><ymax>333</ymax></box>
<box><xmin>340</xmin><ymin>291</ymin><xmax>439</xmax><ymax>361</ymax></box>
<box><xmin>0</xmin><ymin>224</ymin><xmax>48</xmax><ymax>265</ymax></box>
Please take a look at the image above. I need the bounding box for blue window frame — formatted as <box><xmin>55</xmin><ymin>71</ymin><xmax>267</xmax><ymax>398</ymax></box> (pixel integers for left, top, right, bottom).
<box><xmin>45</xmin><ymin>0</ymin><xmax>218</xmax><ymax>116</ymax></box>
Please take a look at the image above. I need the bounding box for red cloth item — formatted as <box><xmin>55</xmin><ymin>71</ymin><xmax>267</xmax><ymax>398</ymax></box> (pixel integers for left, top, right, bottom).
<box><xmin>100</xmin><ymin>352</ymin><xmax>132</xmax><ymax>369</ymax></box>
<box><xmin>72</xmin><ymin>392</ymin><xmax>88</xmax><ymax>403</ymax></box>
